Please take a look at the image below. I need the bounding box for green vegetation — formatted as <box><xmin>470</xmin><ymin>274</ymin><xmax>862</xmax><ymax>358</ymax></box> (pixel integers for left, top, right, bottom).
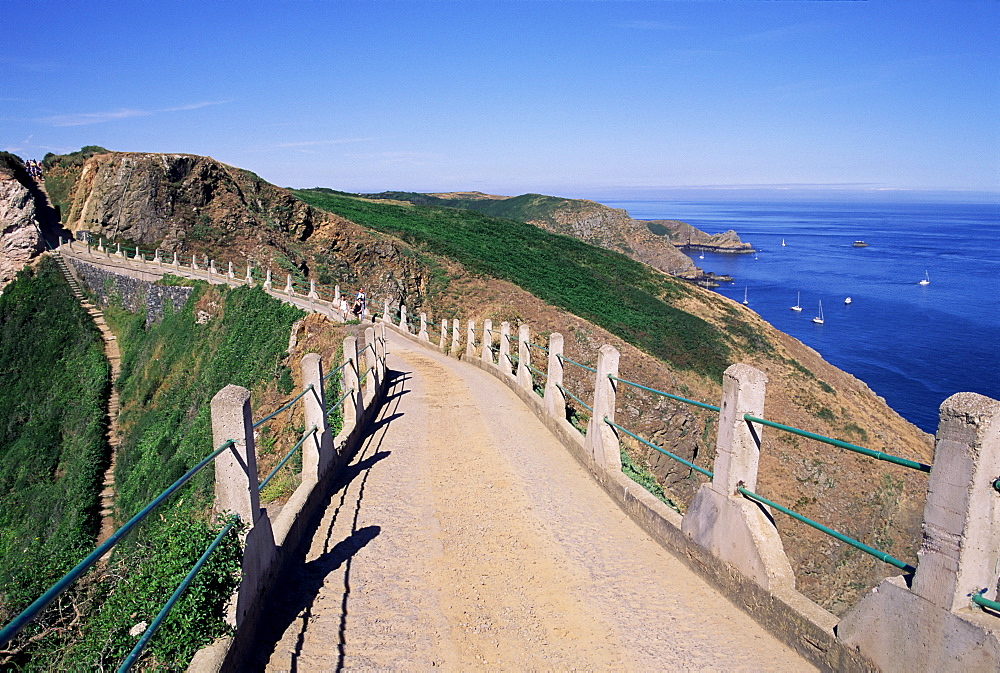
<box><xmin>5</xmin><ymin>279</ymin><xmax>303</xmax><ymax>669</ymax></box>
<box><xmin>41</xmin><ymin>146</ymin><xmax>110</xmax><ymax>222</ymax></box>
<box><xmin>0</xmin><ymin>258</ymin><xmax>110</xmax><ymax>619</ymax></box>
<box><xmin>293</xmin><ymin>189</ymin><xmax>732</xmax><ymax>380</ymax></box>
<box><xmin>109</xmin><ymin>282</ymin><xmax>304</xmax><ymax>517</ymax></box>
<box><xmin>621</xmin><ymin>449</ymin><xmax>681</xmax><ymax>513</ymax></box>
<box><xmin>155</xmin><ymin>273</ymin><xmax>198</xmax><ymax>287</ymax></box>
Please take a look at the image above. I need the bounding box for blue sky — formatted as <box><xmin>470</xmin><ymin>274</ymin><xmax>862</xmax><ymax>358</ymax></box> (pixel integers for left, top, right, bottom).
<box><xmin>2</xmin><ymin>1</ymin><xmax>997</xmax><ymax>201</ymax></box>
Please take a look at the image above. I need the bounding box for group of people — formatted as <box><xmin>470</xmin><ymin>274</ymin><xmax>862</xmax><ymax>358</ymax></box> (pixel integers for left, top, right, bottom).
<box><xmin>339</xmin><ymin>288</ymin><xmax>367</xmax><ymax>321</ymax></box>
<box><xmin>23</xmin><ymin>159</ymin><xmax>43</xmax><ymax>179</ymax></box>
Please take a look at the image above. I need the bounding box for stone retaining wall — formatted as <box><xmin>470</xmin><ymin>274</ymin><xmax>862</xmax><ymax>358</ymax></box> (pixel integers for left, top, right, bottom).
<box><xmin>67</xmin><ymin>258</ymin><xmax>192</xmax><ymax>324</ymax></box>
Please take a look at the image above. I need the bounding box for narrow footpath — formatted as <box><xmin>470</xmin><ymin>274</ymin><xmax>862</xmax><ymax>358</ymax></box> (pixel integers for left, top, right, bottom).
<box><xmin>253</xmin><ymin>333</ymin><xmax>812</xmax><ymax>671</ymax></box>
<box><xmin>53</xmin><ymin>252</ymin><xmax>122</xmax><ymax>544</ymax></box>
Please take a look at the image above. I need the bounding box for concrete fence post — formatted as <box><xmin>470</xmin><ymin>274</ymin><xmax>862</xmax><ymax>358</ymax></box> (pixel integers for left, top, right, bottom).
<box><xmin>210</xmin><ymin>384</ymin><xmax>275</xmax><ymax>631</ymax></box>
<box><xmin>115</xmin><ymin>243</ymin><xmax>122</xmax><ymax>257</ymax></box>
<box><xmin>419</xmin><ymin>313</ymin><xmax>429</xmax><ymax>342</ymax></box>
<box><xmin>301</xmin><ymin>353</ymin><xmax>333</xmax><ymax>481</ymax></box>
<box><xmin>400</xmin><ymin>305</ymin><xmax>408</xmax><ymax>332</ymax></box>
<box><xmin>284</xmin><ymin>275</ymin><xmax>293</xmax><ymax>295</ymax></box>
<box><xmin>228</xmin><ymin>261</ymin><xmax>234</xmax><ymax>280</ymax></box>
<box><xmin>172</xmin><ymin>252</ymin><xmax>178</xmax><ymax>267</ymax></box>
<box><xmin>682</xmin><ymin>363</ymin><xmax>794</xmax><ymax>592</ymax></box>
<box><xmin>308</xmin><ymin>280</ymin><xmax>318</xmax><ymax>300</ymax></box>
<box><xmin>481</xmin><ymin>319</ymin><xmax>494</xmax><ymax>365</ymax></box>
<box><xmin>97</xmin><ymin>238</ymin><xmax>104</xmax><ymax>253</ymax></box>
<box><xmin>334</xmin><ymin>285</ymin><xmax>340</xmax><ymax>303</ymax></box>
<box><xmin>451</xmin><ymin>319</ymin><xmax>460</xmax><ymax>356</ymax></box>
<box><xmin>210</xmin><ymin>385</ymin><xmax>260</xmax><ymax>524</ymax></box>
<box><xmin>342</xmin><ymin>336</ymin><xmax>361</xmax><ymax>433</ymax></box>
<box><xmin>192</xmin><ymin>255</ymin><xmax>198</xmax><ymax>271</ymax></box>
<box><xmin>584</xmin><ymin>344</ymin><xmax>622</xmax><ymax>471</ymax></box>
<box><xmin>439</xmin><ymin>319</ymin><xmax>447</xmax><ymax>350</ymax></box>
<box><xmin>466</xmin><ymin>320</ymin><xmax>477</xmax><ymax>359</ymax></box>
<box><xmin>209</xmin><ymin>259</ymin><xmax>217</xmax><ymax>275</ymax></box>
<box><xmin>154</xmin><ymin>248</ymin><xmax>162</xmax><ymax>264</ymax></box>
<box><xmin>375</xmin><ymin>321</ymin><xmax>387</xmax><ymax>383</ymax></box>
<box><xmin>364</xmin><ymin>327</ymin><xmax>378</xmax><ymax>401</ymax></box>
<box><xmin>715</xmin><ymin>363</ymin><xmax>768</xmax><ymax>494</ymax></box>
<box><xmin>383</xmin><ymin>297</ymin><xmax>390</xmax><ymax>322</ymax></box>
<box><xmin>245</xmin><ymin>264</ymin><xmax>253</xmax><ymax>286</ymax></box>
<box><xmin>264</xmin><ymin>269</ymin><xmax>272</xmax><ymax>291</ymax></box>
<box><xmin>500</xmin><ymin>322</ymin><xmax>512</xmax><ymax>376</ymax></box>
<box><xmin>544</xmin><ymin>333</ymin><xmax>566</xmax><ymax>419</ymax></box>
<box><xmin>838</xmin><ymin>392</ymin><xmax>1000</xmax><ymax>670</ymax></box>
<box><xmin>516</xmin><ymin>325</ymin><xmax>532</xmax><ymax>391</ymax></box>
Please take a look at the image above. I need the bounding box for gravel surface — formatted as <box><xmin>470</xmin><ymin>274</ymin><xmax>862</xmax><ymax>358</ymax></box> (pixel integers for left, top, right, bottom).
<box><xmin>257</xmin><ymin>333</ymin><xmax>814</xmax><ymax>671</ymax></box>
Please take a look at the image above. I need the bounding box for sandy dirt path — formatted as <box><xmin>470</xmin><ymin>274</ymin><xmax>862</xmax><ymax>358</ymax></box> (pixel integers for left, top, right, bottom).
<box><xmin>256</xmin><ymin>333</ymin><xmax>813</xmax><ymax>671</ymax></box>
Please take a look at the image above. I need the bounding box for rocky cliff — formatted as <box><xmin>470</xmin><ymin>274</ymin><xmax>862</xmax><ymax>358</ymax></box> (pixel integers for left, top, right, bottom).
<box><xmin>39</xmin><ymin>148</ymin><xmax>934</xmax><ymax>614</ymax></box>
<box><xmin>40</xmin><ymin>149</ymin><xmax>437</xmax><ymax>308</ymax></box>
<box><xmin>48</xmin><ymin>151</ymin><xmax>316</xmax><ymax>248</ymax></box>
<box><xmin>0</xmin><ymin>153</ymin><xmax>60</xmax><ymax>289</ymax></box>
<box><xmin>645</xmin><ymin>218</ymin><xmax>754</xmax><ymax>253</ymax></box>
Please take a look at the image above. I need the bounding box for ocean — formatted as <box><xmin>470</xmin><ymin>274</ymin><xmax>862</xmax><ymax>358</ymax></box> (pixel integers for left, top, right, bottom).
<box><xmin>604</xmin><ymin>199</ymin><xmax>1000</xmax><ymax>434</ymax></box>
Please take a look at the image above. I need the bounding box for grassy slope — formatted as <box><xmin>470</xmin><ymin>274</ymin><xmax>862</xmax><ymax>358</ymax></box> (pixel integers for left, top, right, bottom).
<box><xmin>293</xmin><ymin>189</ymin><xmax>732</xmax><ymax>381</ymax></box>
<box><xmin>294</xmin><ymin>187</ymin><xmax>930</xmax><ymax>615</ymax></box>
<box><xmin>0</xmin><ymin>257</ymin><xmax>109</xmax><ymax>618</ymax></box>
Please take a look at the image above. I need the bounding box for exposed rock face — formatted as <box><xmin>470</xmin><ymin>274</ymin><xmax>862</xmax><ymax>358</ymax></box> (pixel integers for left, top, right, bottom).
<box><xmin>533</xmin><ymin>200</ymin><xmax>700</xmax><ymax>276</ymax></box>
<box><xmin>53</xmin><ymin>152</ymin><xmax>316</xmax><ymax>249</ymax></box>
<box><xmin>45</xmin><ymin>149</ymin><xmax>434</xmax><ymax>309</ymax></box>
<box><xmin>645</xmin><ymin>218</ymin><xmax>754</xmax><ymax>253</ymax></box>
<box><xmin>0</xmin><ymin>160</ymin><xmax>45</xmax><ymax>289</ymax></box>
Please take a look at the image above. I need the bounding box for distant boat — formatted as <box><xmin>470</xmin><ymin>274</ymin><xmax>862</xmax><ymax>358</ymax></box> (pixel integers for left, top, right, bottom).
<box><xmin>781</xmin><ymin>239</ymin><xmax>786</xmax><ymax>247</ymax></box>
<box><xmin>699</xmin><ymin>252</ymin><xmax>705</xmax><ymax>259</ymax></box>
<box><xmin>844</xmin><ymin>297</ymin><xmax>852</xmax><ymax>304</ymax></box>
<box><xmin>742</xmin><ymin>287</ymin><xmax>749</xmax><ymax>305</ymax></box>
<box><xmin>918</xmin><ymin>271</ymin><xmax>930</xmax><ymax>286</ymax></box>
<box><xmin>812</xmin><ymin>300</ymin><xmax>825</xmax><ymax>324</ymax></box>
<box><xmin>853</xmin><ymin>241</ymin><xmax>868</xmax><ymax>247</ymax></box>
<box><xmin>754</xmin><ymin>254</ymin><xmax>759</xmax><ymax>260</ymax></box>
<box><xmin>790</xmin><ymin>292</ymin><xmax>802</xmax><ymax>312</ymax></box>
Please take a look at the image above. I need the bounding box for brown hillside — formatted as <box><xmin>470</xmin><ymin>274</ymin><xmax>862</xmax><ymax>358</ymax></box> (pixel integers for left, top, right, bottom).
<box><xmin>48</xmin><ymin>149</ymin><xmax>933</xmax><ymax>614</ymax></box>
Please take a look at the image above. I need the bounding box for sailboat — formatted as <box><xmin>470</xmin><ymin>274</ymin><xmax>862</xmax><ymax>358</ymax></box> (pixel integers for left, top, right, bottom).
<box><xmin>781</xmin><ymin>238</ymin><xmax>786</xmax><ymax>247</ymax></box>
<box><xmin>742</xmin><ymin>287</ymin><xmax>749</xmax><ymax>305</ymax></box>
<box><xmin>812</xmin><ymin>300</ymin><xmax>824</xmax><ymax>324</ymax></box>
<box><xmin>699</xmin><ymin>252</ymin><xmax>705</xmax><ymax>259</ymax></box>
<box><xmin>918</xmin><ymin>271</ymin><xmax>930</xmax><ymax>286</ymax></box>
<box><xmin>790</xmin><ymin>292</ymin><xmax>802</xmax><ymax>312</ymax></box>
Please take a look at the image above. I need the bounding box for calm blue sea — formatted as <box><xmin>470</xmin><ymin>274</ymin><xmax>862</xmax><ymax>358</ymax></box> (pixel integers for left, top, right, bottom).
<box><xmin>604</xmin><ymin>199</ymin><xmax>1000</xmax><ymax>433</ymax></box>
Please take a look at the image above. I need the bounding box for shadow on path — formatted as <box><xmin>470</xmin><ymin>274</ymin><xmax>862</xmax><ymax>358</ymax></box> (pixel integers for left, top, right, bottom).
<box><xmin>246</xmin><ymin>368</ymin><xmax>412</xmax><ymax>672</ymax></box>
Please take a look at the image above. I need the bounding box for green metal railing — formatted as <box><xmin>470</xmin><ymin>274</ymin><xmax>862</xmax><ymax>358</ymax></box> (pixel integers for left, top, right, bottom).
<box><xmin>323</xmin><ymin>358</ymin><xmax>353</xmax><ymax>381</ymax></box>
<box><xmin>118</xmin><ymin>514</ymin><xmax>241</xmax><ymax>672</ymax></box>
<box><xmin>557</xmin><ymin>353</ymin><xmax>596</xmax><ymax>373</ymax></box>
<box><xmin>556</xmin><ymin>383</ymin><xmax>592</xmax><ymax>414</ymax></box>
<box><xmin>735</xmin><ymin>486</ymin><xmax>916</xmax><ymax>574</ymax></box>
<box><xmin>258</xmin><ymin>425</ymin><xmax>319</xmax><ymax>491</ymax></box>
<box><xmin>0</xmin><ymin>438</ymin><xmax>238</xmax><ymax>651</ymax></box>
<box><xmin>605</xmin><ymin>418</ymin><xmax>713</xmax><ymax>479</ymax></box>
<box><xmin>609</xmin><ymin>374</ymin><xmax>720</xmax><ymax>412</ymax></box>
<box><xmin>743</xmin><ymin>414</ymin><xmax>931</xmax><ymax>473</ymax></box>
<box><xmin>972</xmin><ymin>592</ymin><xmax>1000</xmax><ymax>613</ymax></box>
<box><xmin>253</xmin><ymin>384</ymin><xmax>314</xmax><ymax>429</ymax></box>
<box><xmin>602</xmin><ymin>367</ymin><xmax>928</xmax><ymax>574</ymax></box>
